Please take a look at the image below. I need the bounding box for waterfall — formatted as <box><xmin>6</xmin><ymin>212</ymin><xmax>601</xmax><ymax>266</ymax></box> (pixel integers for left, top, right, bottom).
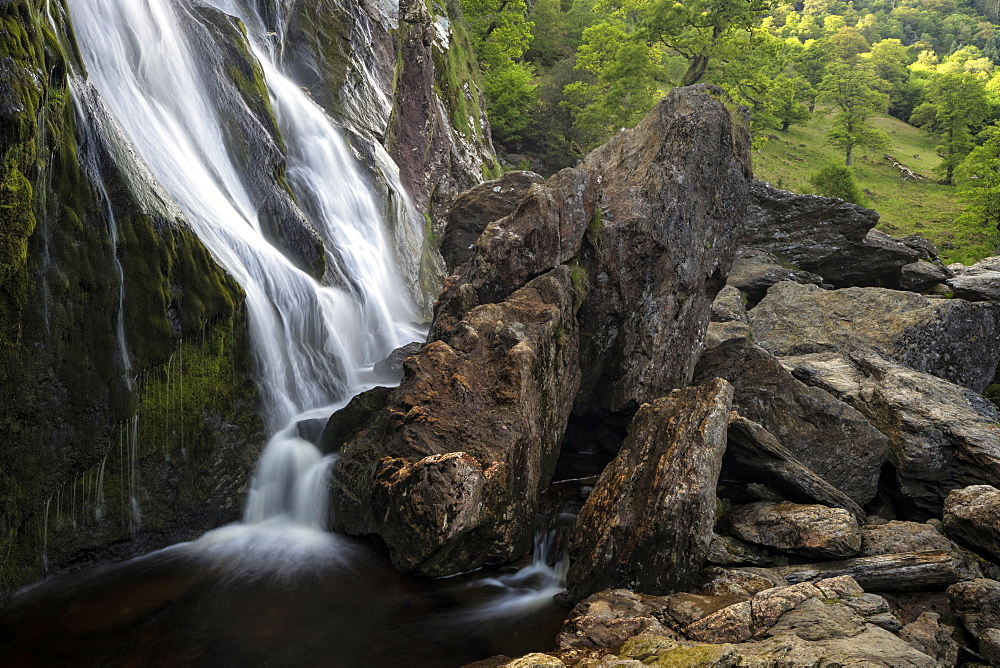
<box><xmin>67</xmin><ymin>0</ymin><xmax>424</xmax><ymax>528</ymax></box>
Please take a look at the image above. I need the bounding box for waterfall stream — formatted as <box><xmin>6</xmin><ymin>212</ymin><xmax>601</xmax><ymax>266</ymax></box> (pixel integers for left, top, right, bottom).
<box><xmin>1</xmin><ymin>1</ymin><xmax>569</xmax><ymax>662</ymax></box>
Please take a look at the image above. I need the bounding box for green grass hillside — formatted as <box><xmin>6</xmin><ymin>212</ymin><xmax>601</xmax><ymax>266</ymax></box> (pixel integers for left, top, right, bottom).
<box><xmin>752</xmin><ymin>111</ymin><xmax>996</xmax><ymax>265</ymax></box>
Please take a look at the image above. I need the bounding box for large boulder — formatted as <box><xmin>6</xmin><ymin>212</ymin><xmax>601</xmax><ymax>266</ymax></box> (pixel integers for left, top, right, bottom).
<box><xmin>860</xmin><ymin>521</ymin><xmax>956</xmax><ymax>557</ymax></box>
<box><xmin>566</xmin><ymin>379</ymin><xmax>734</xmax><ymax>599</ymax></box>
<box><xmin>744</xmin><ymin>181</ymin><xmax>918</xmax><ymax>286</ymax></box>
<box><xmin>948</xmin><ymin>578</ymin><xmax>1000</xmax><ymax>655</ymax></box>
<box><xmin>330</xmin><ymin>267</ymin><xmax>581</xmax><ymax>575</ymax></box>
<box><xmin>694</xmin><ymin>337</ymin><xmax>888</xmax><ymax>505</ymax></box>
<box><xmin>434</xmin><ymin>85</ymin><xmax>751</xmax><ymax>417</ymax></box>
<box><xmin>725</xmin><ymin>248</ymin><xmax>825</xmax><ymax>306</ymax></box>
<box><xmin>439</xmin><ymin>170</ymin><xmax>545</xmax><ymax>271</ymax></box>
<box><xmin>785</xmin><ymin>352</ymin><xmax>1000</xmax><ymax>513</ymax></box>
<box><xmin>724</xmin><ymin>502</ymin><xmax>862</xmax><ymax>559</ymax></box>
<box><xmin>943</xmin><ymin>485</ymin><xmax>1000</xmax><ymax>562</ymax></box>
<box><xmin>947</xmin><ymin>257</ymin><xmax>1000</xmax><ymax>302</ymax></box>
<box><xmin>749</xmin><ymin>281</ymin><xmax>1000</xmax><ymax>392</ymax></box>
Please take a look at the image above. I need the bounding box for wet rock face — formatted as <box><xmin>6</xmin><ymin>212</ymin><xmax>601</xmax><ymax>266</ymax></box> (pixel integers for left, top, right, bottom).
<box><xmin>943</xmin><ymin>485</ymin><xmax>1000</xmax><ymax>562</ymax></box>
<box><xmin>694</xmin><ymin>337</ymin><xmax>888</xmax><ymax>505</ymax></box>
<box><xmin>331</xmin><ymin>267</ymin><xmax>582</xmax><ymax>574</ymax></box>
<box><xmin>744</xmin><ymin>181</ymin><xmax>918</xmax><ymax>287</ymax></box>
<box><xmin>566</xmin><ymin>379</ymin><xmax>734</xmax><ymax>599</ymax></box>
<box><xmin>749</xmin><ymin>281</ymin><xmax>1000</xmax><ymax>393</ymax></box>
<box><xmin>439</xmin><ymin>170</ymin><xmax>544</xmax><ymax>271</ymax></box>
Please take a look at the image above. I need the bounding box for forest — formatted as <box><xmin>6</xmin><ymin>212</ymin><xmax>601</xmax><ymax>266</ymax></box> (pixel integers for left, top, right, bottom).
<box><xmin>460</xmin><ymin>0</ymin><xmax>1000</xmax><ymax>261</ymax></box>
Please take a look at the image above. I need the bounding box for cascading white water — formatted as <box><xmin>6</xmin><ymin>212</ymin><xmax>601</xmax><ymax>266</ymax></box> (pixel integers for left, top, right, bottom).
<box><xmin>67</xmin><ymin>0</ymin><xmax>424</xmax><ymax>528</ymax></box>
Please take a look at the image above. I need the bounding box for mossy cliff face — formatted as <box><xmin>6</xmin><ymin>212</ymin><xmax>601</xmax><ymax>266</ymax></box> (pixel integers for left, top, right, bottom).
<box><xmin>0</xmin><ymin>0</ymin><xmax>265</xmax><ymax>595</ymax></box>
<box><xmin>271</xmin><ymin>0</ymin><xmax>495</xmax><ymax>229</ymax></box>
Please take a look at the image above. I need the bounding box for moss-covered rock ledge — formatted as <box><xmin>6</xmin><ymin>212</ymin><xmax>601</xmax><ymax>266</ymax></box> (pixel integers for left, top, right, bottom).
<box><xmin>0</xmin><ymin>0</ymin><xmax>264</xmax><ymax>596</ymax></box>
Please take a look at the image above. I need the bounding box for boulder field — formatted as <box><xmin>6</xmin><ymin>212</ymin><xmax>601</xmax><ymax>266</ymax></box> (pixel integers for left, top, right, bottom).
<box><xmin>320</xmin><ymin>86</ymin><xmax>1000</xmax><ymax>666</ymax></box>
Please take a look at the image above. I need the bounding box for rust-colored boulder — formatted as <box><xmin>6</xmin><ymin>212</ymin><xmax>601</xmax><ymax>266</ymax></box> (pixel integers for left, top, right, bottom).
<box><xmin>330</xmin><ymin>267</ymin><xmax>581</xmax><ymax>575</ymax></box>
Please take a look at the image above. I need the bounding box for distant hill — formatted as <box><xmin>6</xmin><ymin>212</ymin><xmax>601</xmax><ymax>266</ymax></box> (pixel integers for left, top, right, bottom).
<box><xmin>753</xmin><ymin>111</ymin><xmax>995</xmax><ymax>266</ymax></box>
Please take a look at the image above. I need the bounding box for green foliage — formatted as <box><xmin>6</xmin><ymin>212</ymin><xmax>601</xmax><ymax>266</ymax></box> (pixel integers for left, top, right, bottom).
<box><xmin>911</xmin><ymin>71</ymin><xmax>991</xmax><ymax>184</ymax></box>
<box><xmin>956</xmin><ymin>122</ymin><xmax>1000</xmax><ymax>233</ymax></box>
<box><xmin>563</xmin><ymin>21</ymin><xmax>660</xmax><ymax>147</ymax></box>
<box><xmin>809</xmin><ymin>162</ymin><xmax>866</xmax><ymax>205</ymax></box>
<box><xmin>461</xmin><ymin>0</ymin><xmax>538</xmax><ymax>144</ymax></box>
<box><xmin>819</xmin><ymin>63</ymin><xmax>890</xmax><ymax>165</ymax></box>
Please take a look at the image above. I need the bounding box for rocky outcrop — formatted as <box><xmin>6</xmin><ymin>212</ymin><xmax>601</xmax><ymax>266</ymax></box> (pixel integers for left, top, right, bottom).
<box><xmin>860</xmin><ymin>521</ymin><xmax>956</xmax><ymax>556</ymax></box>
<box><xmin>749</xmin><ymin>281</ymin><xmax>1000</xmax><ymax>392</ymax></box>
<box><xmin>724</xmin><ymin>502</ymin><xmax>862</xmax><ymax>559</ymax></box>
<box><xmin>947</xmin><ymin>257</ymin><xmax>1000</xmax><ymax>302</ymax></box>
<box><xmin>785</xmin><ymin>352</ymin><xmax>1000</xmax><ymax>512</ymax></box>
<box><xmin>943</xmin><ymin>485</ymin><xmax>1000</xmax><ymax>562</ymax></box>
<box><xmin>899</xmin><ymin>260</ymin><xmax>951</xmax><ymax>293</ymax></box>
<box><xmin>694</xmin><ymin>337</ymin><xmax>888</xmax><ymax>505</ymax></box>
<box><xmin>567</xmin><ymin>379</ymin><xmax>733</xmax><ymax>599</ymax></box>
<box><xmin>899</xmin><ymin>612</ymin><xmax>959</xmax><ymax>666</ymax></box>
<box><xmin>331</xmin><ymin>267</ymin><xmax>582</xmax><ymax>574</ymax></box>
<box><xmin>771</xmin><ymin>550</ymin><xmax>981</xmax><ymax>591</ymax></box>
<box><xmin>439</xmin><ymin>170</ymin><xmax>544</xmax><ymax>271</ymax></box>
<box><xmin>744</xmin><ymin>181</ymin><xmax>918</xmax><ymax>287</ymax></box>
<box><xmin>435</xmin><ymin>85</ymin><xmax>751</xmax><ymax>418</ymax></box>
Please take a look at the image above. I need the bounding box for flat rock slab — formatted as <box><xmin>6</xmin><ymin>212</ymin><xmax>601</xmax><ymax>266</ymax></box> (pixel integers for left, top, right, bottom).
<box><xmin>749</xmin><ymin>281</ymin><xmax>1000</xmax><ymax>392</ymax></box>
<box><xmin>772</xmin><ymin>550</ymin><xmax>981</xmax><ymax>591</ymax></box>
<box><xmin>567</xmin><ymin>379</ymin><xmax>734</xmax><ymax>599</ymax></box>
<box><xmin>725</xmin><ymin>501</ymin><xmax>861</xmax><ymax>559</ymax></box>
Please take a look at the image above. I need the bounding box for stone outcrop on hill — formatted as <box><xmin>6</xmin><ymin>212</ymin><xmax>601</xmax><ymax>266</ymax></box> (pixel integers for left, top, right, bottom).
<box><xmin>744</xmin><ymin>181</ymin><xmax>919</xmax><ymax>287</ymax></box>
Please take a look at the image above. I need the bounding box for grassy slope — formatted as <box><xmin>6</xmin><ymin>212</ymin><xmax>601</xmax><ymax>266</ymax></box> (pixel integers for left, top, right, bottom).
<box><xmin>752</xmin><ymin>111</ymin><xmax>996</xmax><ymax>265</ymax></box>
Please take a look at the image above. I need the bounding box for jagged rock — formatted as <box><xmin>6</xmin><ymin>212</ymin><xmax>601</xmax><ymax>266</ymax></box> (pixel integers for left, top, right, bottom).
<box><xmin>707</xmin><ymin>534</ymin><xmax>772</xmax><ymax>567</ymax></box>
<box><xmin>331</xmin><ymin>267</ymin><xmax>581</xmax><ymax>575</ymax></box>
<box><xmin>899</xmin><ymin>612</ymin><xmax>959</xmax><ymax>667</ymax></box>
<box><xmin>899</xmin><ymin>260</ymin><xmax>952</xmax><ymax>293</ymax></box>
<box><xmin>948</xmin><ymin>578</ymin><xmax>1000</xmax><ymax>639</ymax></box>
<box><xmin>726</xmin><ymin>248</ymin><xmax>825</xmax><ymax>305</ymax></box>
<box><xmin>694</xmin><ymin>337</ymin><xmax>888</xmax><ymax>505</ymax></box>
<box><xmin>860</xmin><ymin>521</ymin><xmax>955</xmax><ymax>556</ymax></box>
<box><xmin>436</xmin><ymin>85</ymin><xmax>751</xmax><ymax>417</ymax></box>
<box><xmin>319</xmin><ymin>386</ymin><xmax>393</xmax><ymax>454</ymax></box>
<box><xmin>372</xmin><ymin>342</ymin><xmax>424</xmax><ymax>382</ymax></box>
<box><xmin>711</xmin><ymin>285</ymin><xmax>749</xmax><ymax>323</ymax></box>
<box><xmin>947</xmin><ymin>258</ymin><xmax>1000</xmax><ymax>302</ymax></box>
<box><xmin>772</xmin><ymin>550</ymin><xmax>981</xmax><ymax>591</ymax></box>
<box><xmin>744</xmin><ymin>181</ymin><xmax>918</xmax><ymax>286</ymax></box>
<box><xmin>900</xmin><ymin>235</ymin><xmax>941</xmax><ymax>260</ymax></box>
<box><xmin>981</xmin><ymin>628</ymin><xmax>1000</xmax><ymax>665</ymax></box>
<box><xmin>785</xmin><ymin>352</ymin><xmax>1000</xmax><ymax>512</ymax></box>
<box><xmin>556</xmin><ymin>590</ymin><xmax>676</xmax><ymax>650</ymax></box>
<box><xmin>943</xmin><ymin>485</ymin><xmax>1000</xmax><ymax>562</ymax></box>
<box><xmin>725</xmin><ymin>414</ymin><xmax>866</xmax><ymax>522</ymax></box>
<box><xmin>749</xmin><ymin>281</ymin><xmax>1000</xmax><ymax>392</ymax></box>
<box><xmin>566</xmin><ymin>379</ymin><xmax>734</xmax><ymax>599</ymax></box>
<box><xmin>765</xmin><ymin>596</ymin><xmax>866</xmax><ymax>641</ymax></box>
<box><xmin>440</xmin><ymin>171</ymin><xmax>544</xmax><ymax>271</ymax></box>
<box><xmin>725</xmin><ymin>502</ymin><xmax>861</xmax><ymax>559</ymax></box>
<box><xmin>663</xmin><ymin>593</ymin><xmax>751</xmax><ymax>627</ymax></box>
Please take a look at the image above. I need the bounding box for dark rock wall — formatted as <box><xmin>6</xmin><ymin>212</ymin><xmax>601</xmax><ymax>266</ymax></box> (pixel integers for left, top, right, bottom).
<box><xmin>0</xmin><ymin>0</ymin><xmax>265</xmax><ymax>596</ymax></box>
